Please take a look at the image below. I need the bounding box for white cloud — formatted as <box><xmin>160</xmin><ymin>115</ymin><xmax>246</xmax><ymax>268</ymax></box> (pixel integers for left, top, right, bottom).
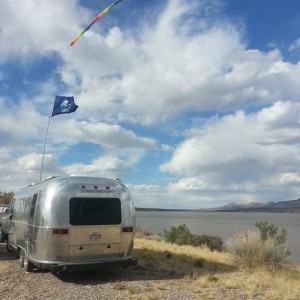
<box><xmin>0</xmin><ymin>98</ymin><xmax>48</xmax><ymax>149</ymax></box>
<box><xmin>160</xmin><ymin>101</ymin><xmax>300</xmax><ymax>203</ymax></box>
<box><xmin>57</xmin><ymin>1</ymin><xmax>300</xmax><ymax>125</ymax></box>
<box><xmin>63</xmin><ymin>155</ymin><xmax>128</xmax><ymax>177</ymax></box>
<box><xmin>0</xmin><ymin>0</ymin><xmax>88</xmax><ymax>63</ymax></box>
<box><xmin>46</xmin><ymin>119</ymin><xmax>156</xmax><ymax>152</ymax></box>
<box><xmin>289</xmin><ymin>38</ymin><xmax>300</xmax><ymax>52</ymax></box>
<box><xmin>0</xmin><ymin>147</ymin><xmax>11</xmax><ymax>160</ymax></box>
<box><xmin>17</xmin><ymin>153</ymin><xmax>63</xmax><ymax>176</ymax></box>
<box><xmin>0</xmin><ymin>152</ymin><xmax>64</xmax><ymax>191</ymax></box>
<box><xmin>161</xmin><ymin>144</ymin><xmax>174</xmax><ymax>152</ymax></box>
<box><xmin>127</xmin><ymin>183</ymin><xmax>169</xmax><ymax>208</ymax></box>
<box><xmin>2</xmin><ymin>0</ymin><xmax>300</xmax><ymax>125</ymax></box>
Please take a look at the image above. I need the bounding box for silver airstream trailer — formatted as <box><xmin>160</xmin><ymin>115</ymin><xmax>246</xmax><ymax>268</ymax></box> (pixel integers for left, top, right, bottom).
<box><xmin>7</xmin><ymin>175</ymin><xmax>136</xmax><ymax>272</ymax></box>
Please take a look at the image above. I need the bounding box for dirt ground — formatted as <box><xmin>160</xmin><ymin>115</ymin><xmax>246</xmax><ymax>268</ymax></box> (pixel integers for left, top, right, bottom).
<box><xmin>0</xmin><ymin>242</ymin><xmax>204</xmax><ymax>300</ymax></box>
<box><xmin>2</xmin><ymin>241</ymin><xmax>280</xmax><ymax>300</ymax></box>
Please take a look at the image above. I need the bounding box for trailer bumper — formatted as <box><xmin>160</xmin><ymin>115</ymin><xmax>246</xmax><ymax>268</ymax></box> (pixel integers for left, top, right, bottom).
<box><xmin>48</xmin><ymin>258</ymin><xmax>137</xmax><ymax>273</ymax></box>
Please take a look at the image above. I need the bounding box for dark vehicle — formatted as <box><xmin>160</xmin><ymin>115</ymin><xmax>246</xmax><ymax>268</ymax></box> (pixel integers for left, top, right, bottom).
<box><xmin>0</xmin><ymin>204</ymin><xmax>10</xmax><ymax>242</ymax></box>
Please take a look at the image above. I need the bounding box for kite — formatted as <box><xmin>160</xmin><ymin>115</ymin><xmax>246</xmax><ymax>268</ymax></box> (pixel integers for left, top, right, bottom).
<box><xmin>70</xmin><ymin>0</ymin><xmax>124</xmax><ymax>46</ymax></box>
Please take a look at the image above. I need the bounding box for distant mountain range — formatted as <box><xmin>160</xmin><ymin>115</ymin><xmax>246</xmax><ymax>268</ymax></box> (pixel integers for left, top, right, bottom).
<box><xmin>212</xmin><ymin>198</ymin><xmax>300</xmax><ymax>212</ymax></box>
<box><xmin>136</xmin><ymin>198</ymin><xmax>300</xmax><ymax>213</ymax></box>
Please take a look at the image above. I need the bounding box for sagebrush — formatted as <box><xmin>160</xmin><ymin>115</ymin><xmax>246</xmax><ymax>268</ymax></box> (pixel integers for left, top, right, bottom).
<box><xmin>162</xmin><ymin>224</ymin><xmax>223</xmax><ymax>252</ymax></box>
<box><xmin>226</xmin><ymin>221</ymin><xmax>290</xmax><ymax>269</ymax></box>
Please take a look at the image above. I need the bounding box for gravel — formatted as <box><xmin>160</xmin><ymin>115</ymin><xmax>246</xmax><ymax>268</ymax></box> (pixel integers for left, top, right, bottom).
<box><xmin>0</xmin><ymin>243</ymin><xmax>200</xmax><ymax>300</ymax></box>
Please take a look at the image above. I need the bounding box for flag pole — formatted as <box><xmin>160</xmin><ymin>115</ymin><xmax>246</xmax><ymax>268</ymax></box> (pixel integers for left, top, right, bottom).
<box><xmin>39</xmin><ymin>47</ymin><xmax>69</xmax><ymax>182</ymax></box>
<box><xmin>39</xmin><ymin>116</ymin><xmax>52</xmax><ymax>181</ymax></box>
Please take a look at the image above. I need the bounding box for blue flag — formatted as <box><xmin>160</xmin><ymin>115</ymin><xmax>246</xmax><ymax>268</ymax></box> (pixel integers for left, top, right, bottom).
<box><xmin>51</xmin><ymin>96</ymin><xmax>78</xmax><ymax>117</ymax></box>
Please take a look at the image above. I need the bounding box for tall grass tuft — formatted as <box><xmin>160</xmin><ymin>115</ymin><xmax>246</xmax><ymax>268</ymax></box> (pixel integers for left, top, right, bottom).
<box><xmin>226</xmin><ymin>230</ymin><xmax>290</xmax><ymax>269</ymax></box>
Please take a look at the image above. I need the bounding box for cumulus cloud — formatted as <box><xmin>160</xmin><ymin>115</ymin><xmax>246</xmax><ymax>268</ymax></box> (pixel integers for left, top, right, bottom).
<box><xmin>127</xmin><ymin>183</ymin><xmax>169</xmax><ymax>207</ymax></box>
<box><xmin>0</xmin><ymin>0</ymin><xmax>87</xmax><ymax>63</ymax></box>
<box><xmin>289</xmin><ymin>38</ymin><xmax>300</xmax><ymax>52</ymax></box>
<box><xmin>18</xmin><ymin>153</ymin><xmax>63</xmax><ymax>175</ymax></box>
<box><xmin>160</xmin><ymin>101</ymin><xmax>300</xmax><ymax>204</ymax></box>
<box><xmin>2</xmin><ymin>0</ymin><xmax>300</xmax><ymax>125</ymax></box>
<box><xmin>63</xmin><ymin>155</ymin><xmax>128</xmax><ymax>177</ymax></box>
<box><xmin>161</xmin><ymin>144</ymin><xmax>174</xmax><ymax>152</ymax></box>
<box><xmin>58</xmin><ymin>0</ymin><xmax>300</xmax><ymax>125</ymax></box>
<box><xmin>0</xmin><ymin>152</ymin><xmax>64</xmax><ymax>191</ymax></box>
<box><xmin>0</xmin><ymin>98</ymin><xmax>49</xmax><ymax>157</ymax></box>
<box><xmin>46</xmin><ymin>119</ymin><xmax>156</xmax><ymax>154</ymax></box>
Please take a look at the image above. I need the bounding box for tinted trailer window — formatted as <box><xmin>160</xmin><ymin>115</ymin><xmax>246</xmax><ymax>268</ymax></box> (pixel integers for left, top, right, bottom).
<box><xmin>70</xmin><ymin>198</ymin><xmax>121</xmax><ymax>225</ymax></box>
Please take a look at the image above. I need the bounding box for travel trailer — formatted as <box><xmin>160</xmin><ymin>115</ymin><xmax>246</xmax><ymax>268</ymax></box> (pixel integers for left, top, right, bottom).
<box><xmin>7</xmin><ymin>175</ymin><xmax>136</xmax><ymax>272</ymax></box>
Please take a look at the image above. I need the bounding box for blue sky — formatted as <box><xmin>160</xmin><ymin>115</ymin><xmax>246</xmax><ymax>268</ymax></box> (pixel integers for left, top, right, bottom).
<box><xmin>1</xmin><ymin>0</ymin><xmax>300</xmax><ymax>208</ymax></box>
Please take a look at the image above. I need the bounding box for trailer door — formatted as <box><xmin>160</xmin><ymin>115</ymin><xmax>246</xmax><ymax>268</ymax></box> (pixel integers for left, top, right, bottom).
<box><xmin>67</xmin><ymin>197</ymin><xmax>122</xmax><ymax>261</ymax></box>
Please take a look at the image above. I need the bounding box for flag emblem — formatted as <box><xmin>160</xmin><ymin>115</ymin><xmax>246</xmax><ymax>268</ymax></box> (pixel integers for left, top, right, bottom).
<box><xmin>52</xmin><ymin>96</ymin><xmax>78</xmax><ymax>117</ymax></box>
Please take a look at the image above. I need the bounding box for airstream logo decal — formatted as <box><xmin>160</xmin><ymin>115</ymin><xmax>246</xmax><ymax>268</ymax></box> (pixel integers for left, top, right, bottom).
<box><xmin>80</xmin><ymin>189</ymin><xmax>112</xmax><ymax>194</ymax></box>
<box><xmin>90</xmin><ymin>232</ymin><xmax>101</xmax><ymax>241</ymax></box>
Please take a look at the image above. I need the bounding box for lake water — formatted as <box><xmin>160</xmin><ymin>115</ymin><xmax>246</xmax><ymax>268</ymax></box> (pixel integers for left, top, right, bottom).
<box><xmin>136</xmin><ymin>211</ymin><xmax>300</xmax><ymax>264</ymax></box>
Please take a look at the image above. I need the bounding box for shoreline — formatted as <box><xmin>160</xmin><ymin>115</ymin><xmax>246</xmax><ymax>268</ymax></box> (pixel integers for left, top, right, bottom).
<box><xmin>135</xmin><ymin>207</ymin><xmax>300</xmax><ymax>213</ymax></box>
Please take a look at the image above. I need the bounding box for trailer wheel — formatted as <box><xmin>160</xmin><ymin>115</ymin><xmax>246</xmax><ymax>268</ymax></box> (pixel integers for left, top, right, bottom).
<box><xmin>7</xmin><ymin>242</ymin><xmax>14</xmax><ymax>252</ymax></box>
<box><xmin>19</xmin><ymin>249</ymin><xmax>25</xmax><ymax>268</ymax></box>
<box><xmin>0</xmin><ymin>225</ymin><xmax>5</xmax><ymax>242</ymax></box>
<box><xmin>24</xmin><ymin>255</ymin><xmax>34</xmax><ymax>272</ymax></box>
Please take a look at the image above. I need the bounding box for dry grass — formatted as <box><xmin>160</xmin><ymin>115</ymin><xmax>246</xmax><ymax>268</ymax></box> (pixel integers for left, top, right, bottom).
<box><xmin>135</xmin><ymin>237</ymin><xmax>234</xmax><ymax>276</ymax></box>
<box><xmin>1</xmin><ymin>239</ymin><xmax>299</xmax><ymax>299</ymax></box>
<box><xmin>226</xmin><ymin>231</ymin><xmax>290</xmax><ymax>269</ymax></box>
<box><xmin>134</xmin><ymin>237</ymin><xmax>300</xmax><ymax>299</ymax></box>
<box><xmin>216</xmin><ymin>268</ymin><xmax>300</xmax><ymax>300</ymax></box>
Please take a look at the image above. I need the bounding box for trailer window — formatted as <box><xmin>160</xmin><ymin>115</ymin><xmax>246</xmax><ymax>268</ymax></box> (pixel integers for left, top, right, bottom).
<box><xmin>69</xmin><ymin>198</ymin><xmax>121</xmax><ymax>225</ymax></box>
<box><xmin>30</xmin><ymin>193</ymin><xmax>38</xmax><ymax>218</ymax></box>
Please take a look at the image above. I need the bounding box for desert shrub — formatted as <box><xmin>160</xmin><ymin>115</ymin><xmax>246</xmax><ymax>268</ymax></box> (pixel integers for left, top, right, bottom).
<box><xmin>162</xmin><ymin>224</ymin><xmax>223</xmax><ymax>252</ymax></box>
<box><xmin>255</xmin><ymin>221</ymin><xmax>289</xmax><ymax>247</ymax></box>
<box><xmin>226</xmin><ymin>222</ymin><xmax>290</xmax><ymax>269</ymax></box>
<box><xmin>189</xmin><ymin>234</ymin><xmax>223</xmax><ymax>252</ymax></box>
<box><xmin>162</xmin><ymin>224</ymin><xmax>192</xmax><ymax>245</ymax></box>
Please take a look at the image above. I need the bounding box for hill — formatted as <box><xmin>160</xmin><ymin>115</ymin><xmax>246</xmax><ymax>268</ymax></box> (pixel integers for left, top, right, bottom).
<box><xmin>136</xmin><ymin>198</ymin><xmax>300</xmax><ymax>212</ymax></box>
<box><xmin>214</xmin><ymin>198</ymin><xmax>300</xmax><ymax>212</ymax></box>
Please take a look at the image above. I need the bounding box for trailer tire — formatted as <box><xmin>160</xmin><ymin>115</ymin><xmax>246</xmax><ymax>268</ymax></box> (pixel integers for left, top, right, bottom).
<box><xmin>7</xmin><ymin>242</ymin><xmax>14</xmax><ymax>252</ymax></box>
<box><xmin>0</xmin><ymin>226</ymin><xmax>4</xmax><ymax>242</ymax></box>
<box><xmin>19</xmin><ymin>249</ymin><xmax>25</xmax><ymax>268</ymax></box>
<box><xmin>24</xmin><ymin>255</ymin><xmax>34</xmax><ymax>272</ymax></box>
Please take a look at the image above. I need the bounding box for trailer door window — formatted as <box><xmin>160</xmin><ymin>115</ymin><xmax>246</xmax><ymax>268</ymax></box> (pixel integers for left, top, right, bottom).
<box><xmin>69</xmin><ymin>198</ymin><xmax>121</xmax><ymax>225</ymax></box>
<box><xmin>30</xmin><ymin>193</ymin><xmax>38</xmax><ymax>218</ymax></box>
<box><xmin>27</xmin><ymin>193</ymin><xmax>38</xmax><ymax>225</ymax></box>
